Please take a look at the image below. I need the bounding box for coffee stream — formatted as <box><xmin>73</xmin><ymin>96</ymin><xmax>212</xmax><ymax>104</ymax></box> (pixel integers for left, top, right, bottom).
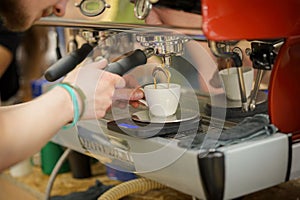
<box><xmin>152</xmin><ymin>63</ymin><xmax>171</xmax><ymax>89</ymax></box>
<box><xmin>227</xmin><ymin>58</ymin><xmax>231</xmax><ymax>75</ymax></box>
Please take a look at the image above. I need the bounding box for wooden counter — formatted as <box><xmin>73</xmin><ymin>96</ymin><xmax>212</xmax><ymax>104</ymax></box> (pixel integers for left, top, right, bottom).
<box><xmin>1</xmin><ymin>161</ymin><xmax>300</xmax><ymax>200</ymax></box>
<box><xmin>0</xmin><ymin>162</ymin><xmax>191</xmax><ymax>200</ymax></box>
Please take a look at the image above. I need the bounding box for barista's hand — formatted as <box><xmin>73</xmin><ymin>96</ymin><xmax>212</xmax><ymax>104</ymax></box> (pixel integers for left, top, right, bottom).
<box><xmin>113</xmin><ymin>74</ymin><xmax>144</xmax><ymax>109</ymax></box>
<box><xmin>63</xmin><ymin>59</ymin><xmax>126</xmax><ymax>119</ymax></box>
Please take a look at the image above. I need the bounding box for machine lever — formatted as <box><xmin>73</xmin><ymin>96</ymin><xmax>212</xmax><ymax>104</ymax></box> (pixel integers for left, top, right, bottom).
<box><xmin>44</xmin><ymin>43</ymin><xmax>94</xmax><ymax>82</ymax></box>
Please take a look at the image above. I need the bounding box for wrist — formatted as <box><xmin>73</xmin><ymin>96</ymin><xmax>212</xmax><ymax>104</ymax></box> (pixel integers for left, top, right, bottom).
<box><xmin>51</xmin><ymin>86</ymin><xmax>74</xmax><ymax>124</ymax></box>
<box><xmin>54</xmin><ymin>83</ymin><xmax>86</xmax><ymax>129</ymax></box>
<box><xmin>61</xmin><ymin>82</ymin><xmax>86</xmax><ymax>119</ymax></box>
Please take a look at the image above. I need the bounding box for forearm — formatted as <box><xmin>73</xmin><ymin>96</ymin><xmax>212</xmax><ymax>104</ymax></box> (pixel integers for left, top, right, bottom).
<box><xmin>0</xmin><ymin>59</ymin><xmax>127</xmax><ymax>171</ymax></box>
<box><xmin>0</xmin><ymin>87</ymin><xmax>73</xmax><ymax>171</ymax></box>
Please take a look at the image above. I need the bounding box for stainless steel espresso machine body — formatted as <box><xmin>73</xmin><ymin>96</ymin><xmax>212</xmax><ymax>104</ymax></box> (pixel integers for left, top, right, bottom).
<box><xmin>36</xmin><ymin>0</ymin><xmax>300</xmax><ymax>199</ymax></box>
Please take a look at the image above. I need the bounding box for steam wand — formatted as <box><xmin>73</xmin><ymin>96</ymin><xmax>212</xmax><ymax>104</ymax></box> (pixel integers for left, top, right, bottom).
<box><xmin>247</xmin><ymin>40</ymin><xmax>282</xmax><ymax>111</ymax></box>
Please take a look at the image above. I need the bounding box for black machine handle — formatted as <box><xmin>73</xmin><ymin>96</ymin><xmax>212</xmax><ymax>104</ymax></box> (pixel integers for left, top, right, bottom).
<box><xmin>104</xmin><ymin>49</ymin><xmax>149</xmax><ymax>75</ymax></box>
<box><xmin>45</xmin><ymin>46</ymin><xmax>152</xmax><ymax>82</ymax></box>
<box><xmin>45</xmin><ymin>43</ymin><xmax>93</xmax><ymax>82</ymax></box>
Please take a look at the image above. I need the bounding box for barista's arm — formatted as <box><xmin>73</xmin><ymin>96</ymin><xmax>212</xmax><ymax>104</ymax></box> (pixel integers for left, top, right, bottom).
<box><xmin>0</xmin><ymin>59</ymin><xmax>127</xmax><ymax>172</ymax></box>
<box><xmin>0</xmin><ymin>87</ymin><xmax>73</xmax><ymax>171</ymax></box>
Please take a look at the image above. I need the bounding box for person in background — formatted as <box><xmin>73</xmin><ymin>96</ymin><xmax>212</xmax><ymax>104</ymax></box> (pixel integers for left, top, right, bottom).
<box><xmin>18</xmin><ymin>26</ymin><xmax>51</xmax><ymax>102</ymax></box>
<box><xmin>0</xmin><ymin>21</ymin><xmax>23</xmax><ymax>105</ymax></box>
<box><xmin>0</xmin><ymin>0</ymin><xmax>143</xmax><ymax>171</ymax></box>
<box><xmin>0</xmin><ymin>23</ymin><xmax>49</xmax><ymax>104</ymax></box>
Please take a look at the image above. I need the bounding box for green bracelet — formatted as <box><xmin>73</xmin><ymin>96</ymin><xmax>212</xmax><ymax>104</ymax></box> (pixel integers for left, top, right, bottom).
<box><xmin>56</xmin><ymin>83</ymin><xmax>80</xmax><ymax>130</ymax></box>
<box><xmin>61</xmin><ymin>82</ymin><xmax>86</xmax><ymax>118</ymax></box>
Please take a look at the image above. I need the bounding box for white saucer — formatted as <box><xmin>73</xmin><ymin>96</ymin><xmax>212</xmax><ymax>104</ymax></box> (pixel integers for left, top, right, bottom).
<box><xmin>132</xmin><ymin>109</ymin><xmax>199</xmax><ymax>124</ymax></box>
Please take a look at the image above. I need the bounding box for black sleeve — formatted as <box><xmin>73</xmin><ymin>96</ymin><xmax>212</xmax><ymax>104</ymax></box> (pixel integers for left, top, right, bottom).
<box><xmin>0</xmin><ymin>23</ymin><xmax>24</xmax><ymax>101</ymax></box>
<box><xmin>0</xmin><ymin>24</ymin><xmax>23</xmax><ymax>53</ymax></box>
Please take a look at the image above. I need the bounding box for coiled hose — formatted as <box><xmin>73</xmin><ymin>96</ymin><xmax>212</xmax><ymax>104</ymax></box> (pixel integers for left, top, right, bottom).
<box><xmin>98</xmin><ymin>177</ymin><xmax>167</xmax><ymax>200</ymax></box>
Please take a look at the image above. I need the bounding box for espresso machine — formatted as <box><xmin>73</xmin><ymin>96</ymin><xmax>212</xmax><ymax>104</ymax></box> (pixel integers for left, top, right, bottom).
<box><xmin>36</xmin><ymin>0</ymin><xmax>300</xmax><ymax>199</ymax></box>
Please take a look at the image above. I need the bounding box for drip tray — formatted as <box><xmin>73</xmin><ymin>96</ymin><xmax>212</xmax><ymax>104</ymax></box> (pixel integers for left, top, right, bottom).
<box><xmin>205</xmin><ymin>91</ymin><xmax>268</xmax><ymax>121</ymax></box>
<box><xmin>107</xmin><ymin>109</ymin><xmax>201</xmax><ymax>138</ymax></box>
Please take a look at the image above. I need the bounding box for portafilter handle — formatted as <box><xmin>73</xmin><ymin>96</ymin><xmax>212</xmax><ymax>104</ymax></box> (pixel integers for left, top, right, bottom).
<box><xmin>45</xmin><ymin>43</ymin><xmax>93</xmax><ymax>82</ymax></box>
<box><xmin>105</xmin><ymin>48</ymin><xmax>154</xmax><ymax>75</ymax></box>
<box><xmin>44</xmin><ymin>45</ymin><xmax>154</xmax><ymax>81</ymax></box>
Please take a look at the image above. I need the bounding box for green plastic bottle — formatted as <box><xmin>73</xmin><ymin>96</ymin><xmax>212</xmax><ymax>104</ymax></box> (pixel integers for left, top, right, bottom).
<box><xmin>40</xmin><ymin>141</ymin><xmax>70</xmax><ymax>175</ymax></box>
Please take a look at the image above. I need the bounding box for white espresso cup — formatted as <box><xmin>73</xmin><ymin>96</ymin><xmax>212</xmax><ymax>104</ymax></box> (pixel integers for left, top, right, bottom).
<box><xmin>219</xmin><ymin>67</ymin><xmax>254</xmax><ymax>101</ymax></box>
<box><xmin>144</xmin><ymin>83</ymin><xmax>181</xmax><ymax>117</ymax></box>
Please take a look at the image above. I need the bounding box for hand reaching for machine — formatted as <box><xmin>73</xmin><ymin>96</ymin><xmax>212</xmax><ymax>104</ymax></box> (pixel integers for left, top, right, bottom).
<box><xmin>63</xmin><ymin>59</ymin><xmax>126</xmax><ymax>119</ymax></box>
<box><xmin>113</xmin><ymin>74</ymin><xmax>145</xmax><ymax>109</ymax></box>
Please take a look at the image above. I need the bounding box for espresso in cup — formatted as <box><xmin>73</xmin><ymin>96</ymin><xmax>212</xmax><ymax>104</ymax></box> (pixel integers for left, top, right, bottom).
<box><xmin>144</xmin><ymin>83</ymin><xmax>181</xmax><ymax>117</ymax></box>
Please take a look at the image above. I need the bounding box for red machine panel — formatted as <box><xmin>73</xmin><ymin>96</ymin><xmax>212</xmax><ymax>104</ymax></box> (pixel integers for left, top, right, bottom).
<box><xmin>201</xmin><ymin>0</ymin><xmax>300</xmax><ymax>137</ymax></box>
<box><xmin>201</xmin><ymin>0</ymin><xmax>300</xmax><ymax>41</ymax></box>
<box><xmin>269</xmin><ymin>36</ymin><xmax>300</xmax><ymax>137</ymax></box>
